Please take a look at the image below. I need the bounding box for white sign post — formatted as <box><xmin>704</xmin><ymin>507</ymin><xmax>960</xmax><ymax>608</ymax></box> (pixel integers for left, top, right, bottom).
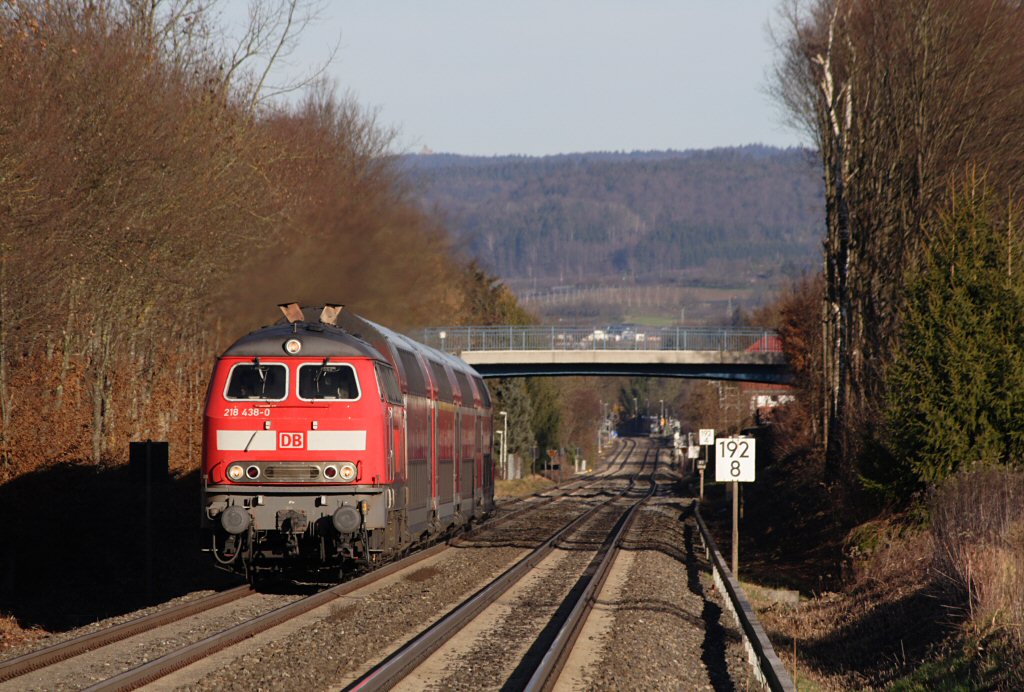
<box><xmin>686</xmin><ymin>445</ymin><xmax>700</xmax><ymax>484</ymax></box>
<box><xmin>698</xmin><ymin>428</ymin><xmax>715</xmax><ymax>500</ymax></box>
<box><xmin>715</xmin><ymin>436</ymin><xmax>756</xmax><ymax>578</ymax></box>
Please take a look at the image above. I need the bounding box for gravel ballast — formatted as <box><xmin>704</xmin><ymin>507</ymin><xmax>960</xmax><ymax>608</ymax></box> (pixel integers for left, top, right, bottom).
<box><xmin>170</xmin><ymin>495</ymin><xmax>603</xmax><ymax>691</ymax></box>
<box><xmin>3</xmin><ymin>439</ymin><xmax>762</xmax><ymax>691</ymax></box>
<box><xmin>578</xmin><ymin>471</ymin><xmax>755</xmax><ymax>690</ymax></box>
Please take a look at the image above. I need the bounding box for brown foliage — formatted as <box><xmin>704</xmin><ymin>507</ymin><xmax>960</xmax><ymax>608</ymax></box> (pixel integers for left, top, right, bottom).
<box><xmin>0</xmin><ymin>1</ymin><xmax>291</xmax><ymax>473</ymax></box>
<box><xmin>0</xmin><ymin>2</ymin><xmax>469</xmax><ymax>479</ymax></box>
<box><xmin>237</xmin><ymin>85</ymin><xmax>461</xmax><ymax>330</ymax></box>
<box><xmin>676</xmin><ymin>380</ymin><xmax>720</xmax><ymax>433</ymax></box>
<box><xmin>456</xmin><ymin>261</ymin><xmax>535</xmax><ymax>326</ymax></box>
<box><xmin>557</xmin><ymin>377</ymin><xmax>602</xmax><ymax>464</ymax></box>
<box><xmin>772</xmin><ymin>273</ymin><xmax>825</xmax><ymax>457</ymax></box>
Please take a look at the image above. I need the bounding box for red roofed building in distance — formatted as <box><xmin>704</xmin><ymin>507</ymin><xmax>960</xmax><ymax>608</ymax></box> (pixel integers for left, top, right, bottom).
<box><xmin>741</xmin><ymin>334</ymin><xmax>795</xmax><ymax>424</ymax></box>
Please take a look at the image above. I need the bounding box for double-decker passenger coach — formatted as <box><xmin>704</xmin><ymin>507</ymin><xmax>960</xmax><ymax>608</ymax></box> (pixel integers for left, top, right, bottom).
<box><xmin>201</xmin><ymin>304</ymin><xmax>494</xmax><ymax>582</ymax></box>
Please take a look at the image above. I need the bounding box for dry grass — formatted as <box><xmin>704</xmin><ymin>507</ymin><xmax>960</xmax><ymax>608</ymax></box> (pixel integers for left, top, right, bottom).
<box><xmin>967</xmin><ymin>541</ymin><xmax>1024</xmax><ymax>642</ymax></box>
<box><xmin>755</xmin><ymin>517</ymin><xmax>945</xmax><ymax>690</ymax></box>
<box><xmin>710</xmin><ymin>427</ymin><xmax>956</xmax><ymax>689</ymax></box>
<box><xmin>494</xmin><ymin>475</ymin><xmax>556</xmax><ymax>500</ymax></box>
<box><xmin>0</xmin><ymin>613</ymin><xmax>42</xmax><ymax>654</ymax></box>
<box><xmin>930</xmin><ymin>467</ymin><xmax>1024</xmax><ymax>649</ymax></box>
<box><xmin>751</xmin><ymin>468</ymin><xmax>1024</xmax><ymax>689</ymax></box>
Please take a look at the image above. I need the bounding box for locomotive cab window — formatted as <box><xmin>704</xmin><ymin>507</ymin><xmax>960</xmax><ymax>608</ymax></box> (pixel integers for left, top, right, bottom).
<box><xmin>298</xmin><ymin>363</ymin><xmax>359</xmax><ymax>401</ymax></box>
<box><xmin>225</xmin><ymin>363</ymin><xmax>288</xmax><ymax>401</ymax></box>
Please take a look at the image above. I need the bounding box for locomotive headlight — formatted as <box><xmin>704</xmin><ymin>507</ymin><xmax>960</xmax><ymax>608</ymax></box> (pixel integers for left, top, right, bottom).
<box><xmin>227</xmin><ymin>464</ymin><xmax>244</xmax><ymax>481</ymax></box>
<box><xmin>284</xmin><ymin>338</ymin><xmax>302</xmax><ymax>355</ymax></box>
<box><xmin>338</xmin><ymin>462</ymin><xmax>357</xmax><ymax>482</ymax></box>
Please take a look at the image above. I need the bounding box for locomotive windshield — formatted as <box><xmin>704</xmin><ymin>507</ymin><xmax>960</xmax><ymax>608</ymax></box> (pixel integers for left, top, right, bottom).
<box><xmin>298</xmin><ymin>363</ymin><xmax>359</xmax><ymax>400</ymax></box>
<box><xmin>225</xmin><ymin>363</ymin><xmax>288</xmax><ymax>401</ymax></box>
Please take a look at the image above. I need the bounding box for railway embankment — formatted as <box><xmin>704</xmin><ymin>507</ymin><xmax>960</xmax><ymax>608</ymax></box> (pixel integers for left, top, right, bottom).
<box><xmin>699</xmin><ymin>445</ymin><xmax>1024</xmax><ymax>690</ymax></box>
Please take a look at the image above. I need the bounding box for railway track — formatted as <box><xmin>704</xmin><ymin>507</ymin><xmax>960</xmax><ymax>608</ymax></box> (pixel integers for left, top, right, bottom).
<box><xmin>0</xmin><ymin>542</ymin><xmax>452</xmax><ymax>692</ymax></box>
<box><xmin>0</xmin><ymin>439</ymin><xmax>638</xmax><ymax>692</ymax></box>
<box><xmin>343</xmin><ymin>441</ymin><xmax>657</xmax><ymax>691</ymax></box>
<box><xmin>0</xmin><ymin>586</ymin><xmax>254</xmax><ymax>684</ymax></box>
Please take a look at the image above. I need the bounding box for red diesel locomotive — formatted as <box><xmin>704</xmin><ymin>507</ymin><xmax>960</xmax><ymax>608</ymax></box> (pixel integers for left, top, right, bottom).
<box><xmin>201</xmin><ymin>304</ymin><xmax>494</xmax><ymax>581</ymax></box>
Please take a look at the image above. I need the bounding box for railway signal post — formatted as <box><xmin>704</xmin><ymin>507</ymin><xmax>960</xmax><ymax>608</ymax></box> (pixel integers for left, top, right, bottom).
<box><xmin>715</xmin><ymin>435</ymin><xmax>756</xmax><ymax>578</ymax></box>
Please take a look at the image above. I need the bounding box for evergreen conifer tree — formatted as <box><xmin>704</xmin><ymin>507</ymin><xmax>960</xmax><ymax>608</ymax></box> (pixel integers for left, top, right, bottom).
<box><xmin>886</xmin><ymin>182</ymin><xmax>1024</xmax><ymax>487</ymax></box>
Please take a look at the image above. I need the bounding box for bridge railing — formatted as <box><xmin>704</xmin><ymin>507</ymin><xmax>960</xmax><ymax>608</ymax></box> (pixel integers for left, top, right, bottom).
<box><xmin>420</xmin><ymin>326</ymin><xmax>781</xmax><ymax>354</ymax></box>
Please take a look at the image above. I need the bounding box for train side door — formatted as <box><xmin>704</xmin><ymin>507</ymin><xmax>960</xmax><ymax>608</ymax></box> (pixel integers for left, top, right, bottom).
<box><xmin>431</xmin><ymin>398</ymin><xmax>438</xmax><ymax>513</ymax></box>
<box><xmin>386</xmin><ymin>406</ymin><xmax>395</xmax><ymax>481</ymax></box>
<box><xmin>454</xmin><ymin>410</ymin><xmax>461</xmax><ymax>505</ymax></box>
<box><xmin>393</xmin><ymin>405</ymin><xmax>404</xmax><ymax>479</ymax></box>
<box><xmin>475</xmin><ymin>415</ymin><xmax>482</xmax><ymax>504</ymax></box>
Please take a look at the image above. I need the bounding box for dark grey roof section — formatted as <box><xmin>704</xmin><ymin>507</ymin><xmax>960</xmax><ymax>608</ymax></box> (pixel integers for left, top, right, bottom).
<box><xmin>221</xmin><ymin>323</ymin><xmax>382</xmax><ymax>360</ymax></box>
<box><xmin>334</xmin><ymin>310</ymin><xmax>484</xmax><ymax>390</ymax></box>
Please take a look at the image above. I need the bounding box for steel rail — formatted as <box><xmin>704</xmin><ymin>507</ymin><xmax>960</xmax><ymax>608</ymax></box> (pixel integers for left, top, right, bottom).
<box><xmin>77</xmin><ymin>441</ymin><xmax>637</xmax><ymax>692</ymax></box>
<box><xmin>491</xmin><ymin>436</ymin><xmax>635</xmax><ymax>524</ymax></box>
<box><xmin>344</xmin><ymin>443</ymin><xmax>649</xmax><ymax>692</ymax></box>
<box><xmin>82</xmin><ymin>539</ymin><xmax>453</xmax><ymax>692</ymax></box>
<box><xmin>0</xmin><ymin>584</ymin><xmax>253</xmax><ymax>684</ymax></box>
<box><xmin>525</xmin><ymin>450</ymin><xmax>660</xmax><ymax>691</ymax></box>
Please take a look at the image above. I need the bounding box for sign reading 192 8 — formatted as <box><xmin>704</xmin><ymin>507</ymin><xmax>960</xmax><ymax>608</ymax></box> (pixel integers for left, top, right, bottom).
<box><xmin>715</xmin><ymin>436</ymin><xmax>756</xmax><ymax>482</ymax></box>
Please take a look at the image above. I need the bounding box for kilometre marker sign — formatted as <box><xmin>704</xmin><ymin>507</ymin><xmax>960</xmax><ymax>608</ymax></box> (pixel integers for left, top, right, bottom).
<box><xmin>715</xmin><ymin>436</ymin><xmax>756</xmax><ymax>482</ymax></box>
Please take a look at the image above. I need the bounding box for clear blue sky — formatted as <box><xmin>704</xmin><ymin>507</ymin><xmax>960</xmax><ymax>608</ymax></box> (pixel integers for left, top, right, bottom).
<box><xmin>224</xmin><ymin>1</ymin><xmax>805</xmax><ymax>156</ymax></box>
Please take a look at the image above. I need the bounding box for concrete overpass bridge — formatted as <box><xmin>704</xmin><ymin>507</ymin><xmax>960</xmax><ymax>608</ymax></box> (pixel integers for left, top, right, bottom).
<box><xmin>418</xmin><ymin>326</ymin><xmax>791</xmax><ymax>384</ymax></box>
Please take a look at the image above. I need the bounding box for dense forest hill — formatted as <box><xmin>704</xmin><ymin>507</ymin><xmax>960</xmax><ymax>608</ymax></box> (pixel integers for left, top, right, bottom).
<box><xmin>403</xmin><ymin>146</ymin><xmax>824</xmax><ymax>292</ymax></box>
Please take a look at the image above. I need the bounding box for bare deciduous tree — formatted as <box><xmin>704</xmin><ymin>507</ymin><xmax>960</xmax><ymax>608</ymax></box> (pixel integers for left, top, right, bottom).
<box><xmin>0</xmin><ymin>1</ymin><xmax>466</xmax><ymax>476</ymax></box>
<box><xmin>772</xmin><ymin>0</ymin><xmax>1024</xmax><ymax>483</ymax></box>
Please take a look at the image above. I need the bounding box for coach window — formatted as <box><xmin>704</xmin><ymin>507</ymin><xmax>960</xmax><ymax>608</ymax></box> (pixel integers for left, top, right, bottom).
<box><xmin>375</xmin><ymin>363</ymin><xmax>403</xmax><ymax>405</ymax></box>
<box><xmin>429</xmin><ymin>361</ymin><xmax>453</xmax><ymax>403</ymax></box>
<box><xmin>297</xmin><ymin>363</ymin><xmax>360</xmax><ymax>401</ymax></box>
<box><xmin>454</xmin><ymin>371</ymin><xmax>472</xmax><ymax>405</ymax></box>
<box><xmin>225</xmin><ymin>363</ymin><xmax>288</xmax><ymax>401</ymax></box>
<box><xmin>397</xmin><ymin>349</ymin><xmax>428</xmax><ymax>397</ymax></box>
<box><xmin>473</xmin><ymin>376</ymin><xmax>492</xmax><ymax>408</ymax></box>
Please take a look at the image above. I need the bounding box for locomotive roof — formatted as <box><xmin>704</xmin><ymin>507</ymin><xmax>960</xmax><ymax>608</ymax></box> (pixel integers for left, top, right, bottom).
<box><xmin>221</xmin><ymin>319</ymin><xmax>383</xmax><ymax>360</ymax></box>
<box><xmin>221</xmin><ymin>306</ymin><xmax>482</xmax><ymax>383</ymax></box>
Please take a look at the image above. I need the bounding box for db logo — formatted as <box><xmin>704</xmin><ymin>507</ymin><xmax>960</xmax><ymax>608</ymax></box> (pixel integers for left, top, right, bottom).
<box><xmin>279</xmin><ymin>432</ymin><xmax>305</xmax><ymax>449</ymax></box>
